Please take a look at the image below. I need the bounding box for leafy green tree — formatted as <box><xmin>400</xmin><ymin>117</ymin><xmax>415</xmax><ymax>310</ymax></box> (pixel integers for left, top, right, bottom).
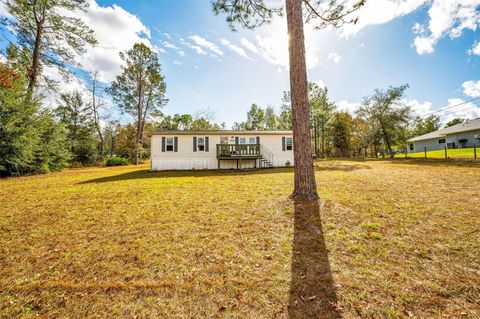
<box><xmin>410</xmin><ymin>115</ymin><xmax>441</xmax><ymax>137</ymax></box>
<box><xmin>309</xmin><ymin>83</ymin><xmax>336</xmax><ymax>158</ymax></box>
<box><xmin>116</xmin><ymin>123</ymin><xmax>137</xmax><ymax>161</ymax></box>
<box><xmin>445</xmin><ymin>118</ymin><xmax>465</xmax><ymax>128</ymax></box>
<box><xmin>264</xmin><ymin>106</ymin><xmax>278</xmax><ymax>130</ymax></box>
<box><xmin>174</xmin><ymin>114</ymin><xmax>193</xmax><ymax>130</ymax></box>
<box><xmin>156</xmin><ymin>113</ymin><xmax>194</xmax><ymax>130</ymax></box>
<box><xmin>357</xmin><ymin>85</ymin><xmax>411</xmax><ymax>159</ymax></box>
<box><xmin>278</xmin><ymin>91</ymin><xmax>292</xmax><ymax>130</ymax></box>
<box><xmin>108</xmin><ymin>43</ymin><xmax>167</xmax><ymax>164</ymax></box>
<box><xmin>0</xmin><ymin>62</ymin><xmax>70</xmax><ymax>175</ymax></box>
<box><xmin>191</xmin><ymin>118</ymin><xmax>225</xmax><ymax>130</ymax></box>
<box><xmin>102</xmin><ymin>120</ymin><xmax>121</xmax><ymax>157</ymax></box>
<box><xmin>55</xmin><ymin>91</ymin><xmax>98</xmax><ymax>164</ymax></box>
<box><xmin>213</xmin><ymin>0</ymin><xmax>365</xmax><ymax>200</ymax></box>
<box><xmin>330</xmin><ymin>111</ymin><xmax>353</xmax><ymax>157</ymax></box>
<box><xmin>88</xmin><ymin>71</ymin><xmax>105</xmax><ymax>158</ymax></box>
<box><xmin>350</xmin><ymin>116</ymin><xmax>371</xmax><ymax>157</ymax></box>
<box><xmin>245</xmin><ymin>103</ymin><xmax>265</xmax><ymax>130</ymax></box>
<box><xmin>34</xmin><ymin>109</ymin><xmax>71</xmax><ymax>172</ymax></box>
<box><xmin>1</xmin><ymin>0</ymin><xmax>97</xmax><ymax>98</ymax></box>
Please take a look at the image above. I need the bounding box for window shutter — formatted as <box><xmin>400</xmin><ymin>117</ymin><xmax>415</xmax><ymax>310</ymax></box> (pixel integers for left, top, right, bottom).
<box><xmin>193</xmin><ymin>137</ymin><xmax>197</xmax><ymax>152</ymax></box>
<box><xmin>205</xmin><ymin>136</ymin><xmax>209</xmax><ymax>152</ymax></box>
<box><xmin>235</xmin><ymin>136</ymin><xmax>239</xmax><ymax>144</ymax></box>
<box><xmin>162</xmin><ymin>137</ymin><xmax>166</xmax><ymax>152</ymax></box>
<box><xmin>256</xmin><ymin>136</ymin><xmax>260</xmax><ymax>144</ymax></box>
<box><xmin>282</xmin><ymin>137</ymin><xmax>286</xmax><ymax>151</ymax></box>
<box><xmin>174</xmin><ymin>137</ymin><xmax>178</xmax><ymax>152</ymax></box>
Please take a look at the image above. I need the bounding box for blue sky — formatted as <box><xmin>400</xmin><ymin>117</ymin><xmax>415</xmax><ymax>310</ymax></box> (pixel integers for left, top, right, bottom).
<box><xmin>2</xmin><ymin>0</ymin><xmax>480</xmax><ymax>126</ymax></box>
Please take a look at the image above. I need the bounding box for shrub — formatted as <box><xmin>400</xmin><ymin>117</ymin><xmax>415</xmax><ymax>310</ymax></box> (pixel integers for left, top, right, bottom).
<box><xmin>105</xmin><ymin>157</ymin><xmax>129</xmax><ymax>167</ymax></box>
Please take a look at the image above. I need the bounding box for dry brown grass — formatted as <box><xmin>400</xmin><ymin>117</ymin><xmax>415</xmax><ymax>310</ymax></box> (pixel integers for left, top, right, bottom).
<box><xmin>0</xmin><ymin>159</ymin><xmax>479</xmax><ymax>318</ymax></box>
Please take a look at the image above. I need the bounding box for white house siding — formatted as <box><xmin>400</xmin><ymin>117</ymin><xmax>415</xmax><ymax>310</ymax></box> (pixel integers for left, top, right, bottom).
<box><xmin>151</xmin><ymin>133</ymin><xmax>294</xmax><ymax>171</ymax></box>
<box><xmin>408</xmin><ymin>129</ymin><xmax>480</xmax><ymax>153</ymax></box>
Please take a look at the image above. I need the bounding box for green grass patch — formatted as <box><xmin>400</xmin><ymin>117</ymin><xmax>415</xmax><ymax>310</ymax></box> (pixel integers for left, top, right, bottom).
<box><xmin>398</xmin><ymin>147</ymin><xmax>478</xmax><ymax>159</ymax></box>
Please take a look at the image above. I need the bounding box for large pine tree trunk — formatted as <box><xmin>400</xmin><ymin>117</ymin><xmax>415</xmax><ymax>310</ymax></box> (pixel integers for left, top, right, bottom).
<box><xmin>27</xmin><ymin>22</ymin><xmax>43</xmax><ymax>99</ymax></box>
<box><xmin>286</xmin><ymin>0</ymin><xmax>318</xmax><ymax>201</ymax></box>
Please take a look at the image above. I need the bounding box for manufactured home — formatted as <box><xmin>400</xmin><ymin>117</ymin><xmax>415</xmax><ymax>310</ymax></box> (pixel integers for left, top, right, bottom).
<box><xmin>407</xmin><ymin>118</ymin><xmax>480</xmax><ymax>153</ymax></box>
<box><xmin>151</xmin><ymin>130</ymin><xmax>294</xmax><ymax>170</ymax></box>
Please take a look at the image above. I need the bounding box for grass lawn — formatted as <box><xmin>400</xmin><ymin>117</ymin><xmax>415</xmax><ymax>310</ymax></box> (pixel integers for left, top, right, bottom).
<box><xmin>397</xmin><ymin>147</ymin><xmax>478</xmax><ymax>159</ymax></box>
<box><xmin>1</xmin><ymin>160</ymin><xmax>479</xmax><ymax>318</ymax></box>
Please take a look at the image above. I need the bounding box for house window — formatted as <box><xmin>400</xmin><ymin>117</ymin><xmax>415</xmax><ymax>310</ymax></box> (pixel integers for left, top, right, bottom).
<box><xmin>239</xmin><ymin>137</ymin><xmax>247</xmax><ymax>144</ymax></box>
<box><xmin>166</xmin><ymin>137</ymin><xmax>174</xmax><ymax>152</ymax></box>
<box><xmin>197</xmin><ymin>137</ymin><xmax>205</xmax><ymax>151</ymax></box>
<box><xmin>409</xmin><ymin>143</ymin><xmax>414</xmax><ymax>151</ymax></box>
<box><xmin>286</xmin><ymin>137</ymin><xmax>293</xmax><ymax>151</ymax></box>
<box><xmin>248</xmin><ymin>137</ymin><xmax>256</xmax><ymax>144</ymax></box>
<box><xmin>220</xmin><ymin>137</ymin><xmax>229</xmax><ymax>144</ymax></box>
<box><xmin>438</xmin><ymin>138</ymin><xmax>446</xmax><ymax>144</ymax></box>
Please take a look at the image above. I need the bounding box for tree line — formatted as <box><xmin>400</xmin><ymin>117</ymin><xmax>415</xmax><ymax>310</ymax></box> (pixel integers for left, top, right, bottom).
<box><xmin>0</xmin><ymin>0</ymin><xmax>466</xmax><ymax>180</ymax></box>
<box><xmin>0</xmin><ymin>0</ymin><xmax>230</xmax><ymax>176</ymax></box>
<box><xmin>233</xmin><ymin>82</ymin><xmax>466</xmax><ymax>159</ymax></box>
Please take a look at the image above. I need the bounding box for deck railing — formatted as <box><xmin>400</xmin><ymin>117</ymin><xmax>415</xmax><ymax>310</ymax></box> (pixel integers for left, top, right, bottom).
<box><xmin>216</xmin><ymin>144</ymin><xmax>261</xmax><ymax>157</ymax></box>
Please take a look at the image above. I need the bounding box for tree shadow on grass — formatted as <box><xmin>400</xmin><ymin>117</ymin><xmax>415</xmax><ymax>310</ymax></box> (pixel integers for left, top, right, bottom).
<box><xmin>314</xmin><ymin>162</ymin><xmax>371</xmax><ymax>172</ymax></box>
<box><xmin>288</xmin><ymin>199</ymin><xmax>341</xmax><ymax>319</ymax></box>
<box><xmin>79</xmin><ymin>168</ymin><xmax>294</xmax><ymax>184</ymax></box>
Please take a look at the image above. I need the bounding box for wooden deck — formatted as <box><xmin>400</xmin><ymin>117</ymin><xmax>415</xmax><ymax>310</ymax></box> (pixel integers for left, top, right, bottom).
<box><xmin>216</xmin><ymin>144</ymin><xmax>261</xmax><ymax>159</ymax></box>
<box><xmin>216</xmin><ymin>144</ymin><xmax>273</xmax><ymax>169</ymax></box>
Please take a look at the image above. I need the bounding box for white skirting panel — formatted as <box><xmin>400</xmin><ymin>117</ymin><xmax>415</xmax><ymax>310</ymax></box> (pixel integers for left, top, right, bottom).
<box><xmin>152</xmin><ymin>158</ymin><xmax>217</xmax><ymax>170</ymax></box>
<box><xmin>273</xmin><ymin>156</ymin><xmax>294</xmax><ymax>167</ymax></box>
<box><xmin>151</xmin><ymin>157</ymin><xmax>294</xmax><ymax>171</ymax></box>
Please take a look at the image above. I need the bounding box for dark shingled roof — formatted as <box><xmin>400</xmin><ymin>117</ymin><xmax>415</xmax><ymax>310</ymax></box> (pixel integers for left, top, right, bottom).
<box><xmin>151</xmin><ymin>130</ymin><xmax>293</xmax><ymax>136</ymax></box>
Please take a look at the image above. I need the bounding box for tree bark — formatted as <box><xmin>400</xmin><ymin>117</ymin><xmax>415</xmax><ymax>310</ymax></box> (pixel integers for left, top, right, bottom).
<box><xmin>27</xmin><ymin>18</ymin><xmax>44</xmax><ymax>100</ymax></box>
<box><xmin>286</xmin><ymin>0</ymin><xmax>318</xmax><ymax>201</ymax></box>
<box><xmin>91</xmin><ymin>73</ymin><xmax>104</xmax><ymax>158</ymax></box>
<box><xmin>321</xmin><ymin>121</ymin><xmax>325</xmax><ymax>158</ymax></box>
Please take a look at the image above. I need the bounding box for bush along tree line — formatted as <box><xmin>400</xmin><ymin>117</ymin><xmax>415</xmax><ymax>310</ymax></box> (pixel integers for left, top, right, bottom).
<box><xmin>0</xmin><ymin>0</ymin><xmax>230</xmax><ymax>176</ymax></box>
<box><xmin>0</xmin><ymin>43</ymin><xmax>227</xmax><ymax>176</ymax></box>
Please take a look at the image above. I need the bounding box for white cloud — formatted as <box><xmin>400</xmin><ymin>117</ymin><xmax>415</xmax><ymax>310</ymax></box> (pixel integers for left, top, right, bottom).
<box><xmin>243</xmin><ymin>18</ymin><xmax>319</xmax><ymax>70</ymax></box>
<box><xmin>190</xmin><ymin>35</ymin><xmax>224</xmax><ymax>56</ymax></box>
<box><xmin>335</xmin><ymin>0</ymin><xmax>480</xmax><ymax>55</ymax></box>
<box><xmin>173</xmin><ymin>60</ymin><xmax>183</xmax><ymax>65</ymax></box>
<box><xmin>404</xmin><ymin>99</ymin><xmax>433</xmax><ymax>116</ymax></box>
<box><xmin>313</xmin><ymin>80</ymin><xmax>325</xmax><ymax>88</ymax></box>
<box><xmin>179</xmin><ymin>38</ymin><xmax>207</xmax><ymax>55</ymax></box>
<box><xmin>220</xmin><ymin>38</ymin><xmax>249</xmax><ymax>58</ymax></box>
<box><xmin>0</xmin><ymin>2</ymin><xmax>12</xmax><ymax>19</ymax></box>
<box><xmin>468</xmin><ymin>42</ymin><xmax>480</xmax><ymax>55</ymax></box>
<box><xmin>76</xmin><ymin>0</ymin><xmax>154</xmax><ymax>82</ymax></box>
<box><xmin>412</xmin><ymin>22</ymin><xmax>426</xmax><ymax>35</ymax></box>
<box><xmin>413</xmin><ymin>37</ymin><xmax>435</xmax><ymax>54</ymax></box>
<box><xmin>162</xmin><ymin>41</ymin><xmax>179</xmax><ymax>50</ymax></box>
<box><xmin>327</xmin><ymin>52</ymin><xmax>342</xmax><ymax>64</ymax></box>
<box><xmin>413</xmin><ymin>0</ymin><xmax>480</xmax><ymax>55</ymax></box>
<box><xmin>339</xmin><ymin>0</ymin><xmax>426</xmax><ymax>37</ymax></box>
<box><xmin>336</xmin><ymin>100</ymin><xmax>361</xmax><ymax>115</ymax></box>
<box><xmin>406</xmin><ymin>97</ymin><xmax>480</xmax><ymax>123</ymax></box>
<box><xmin>153</xmin><ymin>45</ymin><xmax>166</xmax><ymax>54</ymax></box>
<box><xmin>462</xmin><ymin>80</ymin><xmax>480</xmax><ymax>97</ymax></box>
<box><xmin>190</xmin><ymin>45</ymin><xmax>207</xmax><ymax>55</ymax></box>
<box><xmin>240</xmin><ymin>38</ymin><xmax>259</xmax><ymax>54</ymax></box>
<box><xmin>39</xmin><ymin>66</ymin><xmax>89</xmax><ymax>108</ymax></box>
<box><xmin>439</xmin><ymin>98</ymin><xmax>480</xmax><ymax>122</ymax></box>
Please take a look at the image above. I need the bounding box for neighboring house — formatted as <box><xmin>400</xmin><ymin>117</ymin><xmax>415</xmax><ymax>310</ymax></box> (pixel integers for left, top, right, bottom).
<box><xmin>151</xmin><ymin>130</ymin><xmax>294</xmax><ymax>170</ymax></box>
<box><xmin>407</xmin><ymin>118</ymin><xmax>480</xmax><ymax>153</ymax></box>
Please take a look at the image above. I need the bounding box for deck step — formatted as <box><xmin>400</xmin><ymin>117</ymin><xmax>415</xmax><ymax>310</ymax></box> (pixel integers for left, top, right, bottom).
<box><xmin>261</xmin><ymin>158</ymin><xmax>274</xmax><ymax>168</ymax></box>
